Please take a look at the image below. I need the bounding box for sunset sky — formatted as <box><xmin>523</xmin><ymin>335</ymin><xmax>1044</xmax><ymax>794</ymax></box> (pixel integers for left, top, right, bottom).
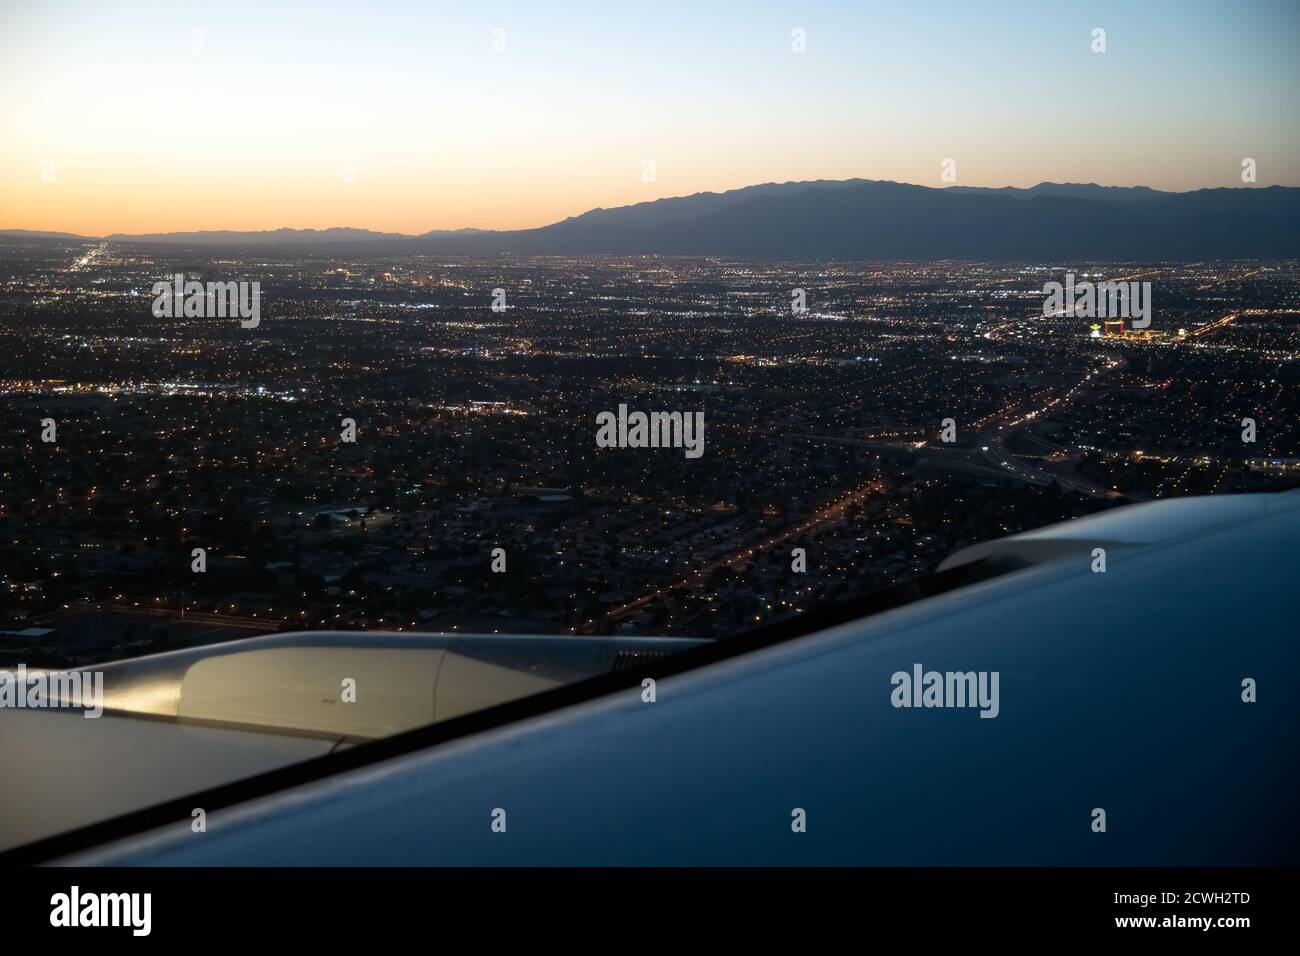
<box><xmin>2</xmin><ymin>0</ymin><xmax>1297</xmax><ymax>236</ymax></box>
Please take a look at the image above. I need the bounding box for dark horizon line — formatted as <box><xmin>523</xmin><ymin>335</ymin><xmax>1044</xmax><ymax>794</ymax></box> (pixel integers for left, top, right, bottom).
<box><xmin>3</xmin><ymin>177</ymin><xmax>1295</xmax><ymax>242</ymax></box>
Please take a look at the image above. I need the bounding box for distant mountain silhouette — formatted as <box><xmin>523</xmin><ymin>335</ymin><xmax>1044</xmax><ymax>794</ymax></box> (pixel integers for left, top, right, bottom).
<box><xmin>101</xmin><ymin>226</ymin><xmax>412</xmax><ymax>244</ymax></box>
<box><xmin>550</xmin><ymin>179</ymin><xmax>872</xmax><ymax>230</ymax></box>
<box><xmin>0</xmin><ymin>228</ymin><xmax>92</xmax><ymax>240</ymax></box>
<box><xmin>405</xmin><ymin>180</ymin><xmax>1299</xmax><ymax>259</ymax></box>
<box><xmin>6</xmin><ymin>179</ymin><xmax>1298</xmax><ymax>259</ymax></box>
<box><xmin>418</xmin><ymin>227</ymin><xmax>488</xmax><ymax>238</ymax></box>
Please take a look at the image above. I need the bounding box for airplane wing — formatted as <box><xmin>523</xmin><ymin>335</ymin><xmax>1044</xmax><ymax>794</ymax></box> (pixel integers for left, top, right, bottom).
<box><xmin>0</xmin><ymin>634</ymin><xmax>704</xmax><ymax>853</ymax></box>
<box><xmin>4</xmin><ymin>491</ymin><xmax>1297</xmax><ymax>865</ymax></box>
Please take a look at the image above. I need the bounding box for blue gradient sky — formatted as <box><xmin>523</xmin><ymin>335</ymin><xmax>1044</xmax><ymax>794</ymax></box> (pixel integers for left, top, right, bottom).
<box><xmin>1</xmin><ymin>0</ymin><xmax>1296</xmax><ymax>234</ymax></box>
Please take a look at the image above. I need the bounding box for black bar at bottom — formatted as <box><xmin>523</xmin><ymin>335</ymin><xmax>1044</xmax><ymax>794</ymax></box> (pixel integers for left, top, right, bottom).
<box><xmin>7</xmin><ymin>866</ymin><xmax>1292</xmax><ymax>940</ymax></box>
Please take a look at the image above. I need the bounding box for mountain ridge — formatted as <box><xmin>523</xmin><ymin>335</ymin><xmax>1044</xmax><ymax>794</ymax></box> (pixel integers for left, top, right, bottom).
<box><xmin>4</xmin><ymin>179</ymin><xmax>1297</xmax><ymax>259</ymax></box>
